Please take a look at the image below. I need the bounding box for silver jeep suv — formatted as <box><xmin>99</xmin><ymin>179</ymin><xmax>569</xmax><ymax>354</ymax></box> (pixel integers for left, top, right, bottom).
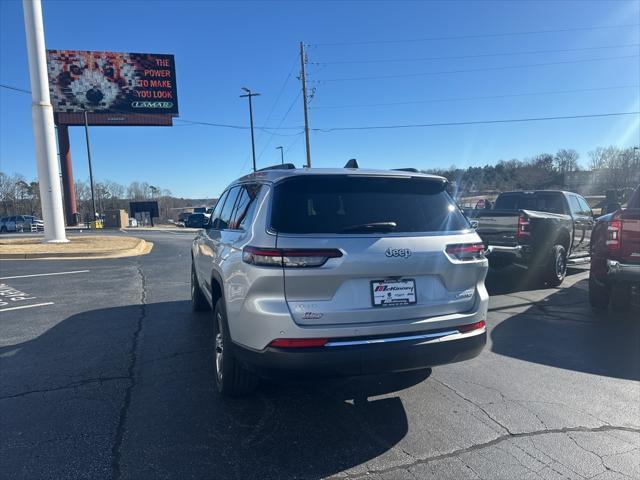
<box><xmin>191</xmin><ymin>165</ymin><xmax>489</xmax><ymax>396</ymax></box>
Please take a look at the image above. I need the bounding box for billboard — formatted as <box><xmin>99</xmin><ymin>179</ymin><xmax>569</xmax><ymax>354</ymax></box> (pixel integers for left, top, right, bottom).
<box><xmin>46</xmin><ymin>50</ymin><xmax>178</xmax><ymax>126</ymax></box>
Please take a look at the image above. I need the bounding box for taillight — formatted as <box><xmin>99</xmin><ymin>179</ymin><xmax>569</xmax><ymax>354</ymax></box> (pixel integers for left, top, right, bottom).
<box><xmin>606</xmin><ymin>217</ymin><xmax>622</xmax><ymax>251</ymax></box>
<box><xmin>242</xmin><ymin>246</ymin><xmax>342</xmax><ymax>268</ymax></box>
<box><xmin>517</xmin><ymin>214</ymin><xmax>530</xmax><ymax>239</ymax></box>
<box><xmin>269</xmin><ymin>338</ymin><xmax>328</xmax><ymax>348</ymax></box>
<box><xmin>458</xmin><ymin>320</ymin><xmax>486</xmax><ymax>333</ymax></box>
<box><xmin>446</xmin><ymin>243</ymin><xmax>485</xmax><ymax>261</ymax></box>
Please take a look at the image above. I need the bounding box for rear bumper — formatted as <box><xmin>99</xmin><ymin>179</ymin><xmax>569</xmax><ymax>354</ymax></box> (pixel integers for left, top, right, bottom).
<box><xmin>486</xmin><ymin>245</ymin><xmax>523</xmax><ymax>257</ymax></box>
<box><xmin>607</xmin><ymin>260</ymin><xmax>640</xmax><ymax>283</ymax></box>
<box><xmin>232</xmin><ymin>329</ymin><xmax>486</xmax><ymax>379</ymax></box>
<box><xmin>485</xmin><ymin>244</ymin><xmax>534</xmax><ymax>268</ymax></box>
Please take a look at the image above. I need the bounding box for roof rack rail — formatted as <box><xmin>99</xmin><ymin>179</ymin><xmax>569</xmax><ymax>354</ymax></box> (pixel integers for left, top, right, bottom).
<box><xmin>256</xmin><ymin>163</ymin><xmax>297</xmax><ymax>172</ymax></box>
<box><xmin>344</xmin><ymin>158</ymin><xmax>359</xmax><ymax>169</ymax></box>
<box><xmin>392</xmin><ymin>168</ymin><xmax>420</xmax><ymax>173</ymax></box>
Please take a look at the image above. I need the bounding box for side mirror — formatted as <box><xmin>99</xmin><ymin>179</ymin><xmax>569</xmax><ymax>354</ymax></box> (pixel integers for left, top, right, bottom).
<box><xmin>469</xmin><ymin>220</ymin><xmax>479</xmax><ymax>230</ymax></box>
<box><xmin>602</xmin><ymin>202</ymin><xmax>622</xmax><ymax>215</ymax></box>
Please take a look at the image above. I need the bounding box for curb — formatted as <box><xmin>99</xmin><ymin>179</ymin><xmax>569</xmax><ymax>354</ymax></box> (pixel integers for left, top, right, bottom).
<box><xmin>122</xmin><ymin>228</ymin><xmax>198</xmax><ymax>233</ymax></box>
<box><xmin>0</xmin><ymin>239</ymin><xmax>150</xmax><ymax>260</ymax></box>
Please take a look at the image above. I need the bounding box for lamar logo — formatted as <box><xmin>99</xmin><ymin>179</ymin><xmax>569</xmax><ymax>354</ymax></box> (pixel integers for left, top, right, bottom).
<box><xmin>131</xmin><ymin>101</ymin><xmax>174</xmax><ymax>109</ymax></box>
<box><xmin>385</xmin><ymin>248</ymin><xmax>412</xmax><ymax>258</ymax></box>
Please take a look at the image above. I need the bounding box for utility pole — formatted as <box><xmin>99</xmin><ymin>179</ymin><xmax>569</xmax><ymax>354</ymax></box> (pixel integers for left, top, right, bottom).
<box><xmin>240</xmin><ymin>87</ymin><xmax>260</xmax><ymax>172</ymax></box>
<box><xmin>83</xmin><ymin>110</ymin><xmax>97</xmax><ymax>224</ymax></box>
<box><xmin>22</xmin><ymin>0</ymin><xmax>67</xmax><ymax>242</ymax></box>
<box><xmin>276</xmin><ymin>146</ymin><xmax>284</xmax><ymax>164</ymax></box>
<box><xmin>300</xmin><ymin>41</ymin><xmax>311</xmax><ymax>168</ymax></box>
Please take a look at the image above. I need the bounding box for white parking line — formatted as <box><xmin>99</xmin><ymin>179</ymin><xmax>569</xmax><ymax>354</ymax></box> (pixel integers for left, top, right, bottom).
<box><xmin>0</xmin><ymin>302</ymin><xmax>54</xmax><ymax>312</ymax></box>
<box><xmin>0</xmin><ymin>270</ymin><xmax>90</xmax><ymax>280</ymax></box>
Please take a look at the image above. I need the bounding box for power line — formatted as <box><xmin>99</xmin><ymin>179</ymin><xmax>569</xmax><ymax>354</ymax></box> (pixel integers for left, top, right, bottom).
<box><xmin>311</xmin><ymin>85</ymin><xmax>639</xmax><ymax>109</ymax></box>
<box><xmin>284</xmin><ymin>133</ymin><xmax>303</xmax><ymax>155</ymax></box>
<box><xmin>246</xmin><ymin>54</ymin><xmax>299</xmax><ymax>161</ymax></box>
<box><xmin>175</xmin><ymin>118</ymin><xmax>302</xmax><ymax>134</ymax></box>
<box><xmin>0</xmin><ymin>83</ymin><xmax>303</xmax><ymax>132</ymax></box>
<box><xmin>317</xmin><ymin>54</ymin><xmax>639</xmax><ymax>82</ymax></box>
<box><xmin>256</xmin><ymin>91</ymin><xmax>302</xmax><ymax>160</ymax></box>
<box><xmin>308</xmin><ymin>22</ymin><xmax>640</xmax><ymax>47</ymax></box>
<box><xmin>0</xmin><ymin>83</ymin><xmax>31</xmax><ymax>94</ymax></box>
<box><xmin>311</xmin><ymin>111</ymin><xmax>640</xmax><ymax>132</ymax></box>
<box><xmin>316</xmin><ymin>43</ymin><xmax>640</xmax><ymax>65</ymax></box>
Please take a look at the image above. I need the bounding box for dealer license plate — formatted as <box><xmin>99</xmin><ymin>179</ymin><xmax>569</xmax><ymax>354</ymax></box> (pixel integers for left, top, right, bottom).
<box><xmin>371</xmin><ymin>279</ymin><xmax>417</xmax><ymax>307</ymax></box>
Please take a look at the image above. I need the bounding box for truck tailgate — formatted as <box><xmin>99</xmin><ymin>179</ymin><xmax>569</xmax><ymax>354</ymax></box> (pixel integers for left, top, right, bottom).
<box><xmin>620</xmin><ymin>208</ymin><xmax>640</xmax><ymax>263</ymax></box>
<box><xmin>474</xmin><ymin>210</ymin><xmax>520</xmax><ymax>246</ymax></box>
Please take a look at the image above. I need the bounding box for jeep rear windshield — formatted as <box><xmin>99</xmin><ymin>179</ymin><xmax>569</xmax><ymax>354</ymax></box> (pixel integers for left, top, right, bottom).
<box><xmin>270</xmin><ymin>175</ymin><xmax>469</xmax><ymax>234</ymax></box>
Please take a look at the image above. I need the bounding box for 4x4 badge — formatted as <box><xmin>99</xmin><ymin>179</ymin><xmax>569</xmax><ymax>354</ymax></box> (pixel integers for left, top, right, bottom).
<box><xmin>385</xmin><ymin>248</ymin><xmax>412</xmax><ymax>258</ymax></box>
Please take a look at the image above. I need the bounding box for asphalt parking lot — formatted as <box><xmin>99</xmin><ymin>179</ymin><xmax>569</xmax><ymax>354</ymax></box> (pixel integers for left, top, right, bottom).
<box><xmin>1</xmin><ymin>231</ymin><xmax>638</xmax><ymax>480</ymax></box>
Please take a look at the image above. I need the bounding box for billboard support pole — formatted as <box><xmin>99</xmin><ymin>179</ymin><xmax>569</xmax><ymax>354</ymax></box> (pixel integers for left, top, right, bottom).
<box><xmin>57</xmin><ymin>125</ymin><xmax>79</xmax><ymax>226</ymax></box>
<box><xmin>83</xmin><ymin>110</ymin><xmax>98</xmax><ymax>224</ymax></box>
<box><xmin>22</xmin><ymin>0</ymin><xmax>68</xmax><ymax>242</ymax></box>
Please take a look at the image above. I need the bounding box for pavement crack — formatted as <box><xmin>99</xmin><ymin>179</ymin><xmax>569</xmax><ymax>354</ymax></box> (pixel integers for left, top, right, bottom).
<box><xmin>433</xmin><ymin>378</ymin><xmax>513</xmax><ymax>435</ymax></box>
<box><xmin>0</xmin><ymin>376</ymin><xmax>130</xmax><ymax>400</ymax></box>
<box><xmin>341</xmin><ymin>425</ymin><xmax>640</xmax><ymax>479</ymax></box>
<box><xmin>110</xmin><ymin>262</ymin><xmax>147</xmax><ymax>480</ymax></box>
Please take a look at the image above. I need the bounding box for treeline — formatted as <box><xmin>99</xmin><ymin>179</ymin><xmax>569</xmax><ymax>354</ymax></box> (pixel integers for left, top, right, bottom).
<box><xmin>2</xmin><ymin>145</ymin><xmax>637</xmax><ymax>219</ymax></box>
<box><xmin>425</xmin><ymin>145</ymin><xmax>639</xmax><ymax>198</ymax></box>
<box><xmin>0</xmin><ymin>173</ymin><xmax>212</xmax><ymax>222</ymax></box>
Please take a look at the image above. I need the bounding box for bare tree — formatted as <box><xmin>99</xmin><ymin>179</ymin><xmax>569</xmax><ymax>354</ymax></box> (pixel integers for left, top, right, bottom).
<box><xmin>554</xmin><ymin>149</ymin><xmax>579</xmax><ymax>174</ymax></box>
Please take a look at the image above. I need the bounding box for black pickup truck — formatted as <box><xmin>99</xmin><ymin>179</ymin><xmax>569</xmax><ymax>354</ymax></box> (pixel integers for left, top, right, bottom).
<box><xmin>471</xmin><ymin>190</ymin><xmax>594</xmax><ymax>286</ymax></box>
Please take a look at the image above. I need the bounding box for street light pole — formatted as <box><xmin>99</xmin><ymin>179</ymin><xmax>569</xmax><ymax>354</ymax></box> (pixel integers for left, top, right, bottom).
<box><xmin>83</xmin><ymin>110</ymin><xmax>97</xmax><ymax>224</ymax></box>
<box><xmin>240</xmin><ymin>87</ymin><xmax>260</xmax><ymax>172</ymax></box>
<box><xmin>276</xmin><ymin>146</ymin><xmax>284</xmax><ymax>164</ymax></box>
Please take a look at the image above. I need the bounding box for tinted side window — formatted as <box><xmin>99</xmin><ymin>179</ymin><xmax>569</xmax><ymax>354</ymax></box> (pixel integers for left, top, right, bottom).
<box><xmin>568</xmin><ymin>195</ymin><xmax>582</xmax><ymax>215</ymax></box>
<box><xmin>210</xmin><ymin>190</ymin><xmax>229</xmax><ymax>229</ymax></box>
<box><xmin>219</xmin><ymin>186</ymin><xmax>240</xmax><ymax>230</ymax></box>
<box><xmin>229</xmin><ymin>184</ymin><xmax>262</xmax><ymax>230</ymax></box>
<box><xmin>577</xmin><ymin>196</ymin><xmax>591</xmax><ymax>216</ymax></box>
<box><xmin>628</xmin><ymin>187</ymin><xmax>640</xmax><ymax>208</ymax></box>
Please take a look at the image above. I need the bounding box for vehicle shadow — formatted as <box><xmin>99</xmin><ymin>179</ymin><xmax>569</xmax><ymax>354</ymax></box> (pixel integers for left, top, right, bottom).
<box><xmin>490</xmin><ymin>279</ymin><xmax>640</xmax><ymax>381</ymax></box>
<box><xmin>1</xmin><ymin>301</ymin><xmax>428</xmax><ymax>479</ymax></box>
<box><xmin>485</xmin><ymin>265</ymin><xmax>586</xmax><ymax>295</ymax></box>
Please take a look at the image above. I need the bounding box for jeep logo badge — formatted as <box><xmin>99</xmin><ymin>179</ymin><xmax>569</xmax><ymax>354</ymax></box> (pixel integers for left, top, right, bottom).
<box><xmin>385</xmin><ymin>248</ymin><xmax>412</xmax><ymax>258</ymax></box>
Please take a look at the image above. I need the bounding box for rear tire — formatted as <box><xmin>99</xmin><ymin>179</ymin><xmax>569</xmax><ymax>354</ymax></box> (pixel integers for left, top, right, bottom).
<box><xmin>588</xmin><ymin>273</ymin><xmax>609</xmax><ymax>309</ymax></box>
<box><xmin>213</xmin><ymin>298</ymin><xmax>258</xmax><ymax>397</ymax></box>
<box><xmin>543</xmin><ymin>244</ymin><xmax>567</xmax><ymax>287</ymax></box>
<box><xmin>611</xmin><ymin>284</ymin><xmax>630</xmax><ymax>312</ymax></box>
<box><xmin>191</xmin><ymin>262</ymin><xmax>209</xmax><ymax>311</ymax></box>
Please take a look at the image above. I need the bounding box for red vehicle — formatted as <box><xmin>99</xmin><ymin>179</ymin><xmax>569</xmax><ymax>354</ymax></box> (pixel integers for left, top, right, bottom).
<box><xmin>589</xmin><ymin>185</ymin><xmax>640</xmax><ymax>310</ymax></box>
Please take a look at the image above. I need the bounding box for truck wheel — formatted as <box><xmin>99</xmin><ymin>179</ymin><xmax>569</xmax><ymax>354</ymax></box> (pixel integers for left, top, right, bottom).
<box><xmin>213</xmin><ymin>298</ymin><xmax>258</xmax><ymax>397</ymax></box>
<box><xmin>544</xmin><ymin>244</ymin><xmax>567</xmax><ymax>287</ymax></box>
<box><xmin>610</xmin><ymin>284</ymin><xmax>630</xmax><ymax>312</ymax></box>
<box><xmin>588</xmin><ymin>273</ymin><xmax>609</xmax><ymax>308</ymax></box>
<box><xmin>191</xmin><ymin>262</ymin><xmax>209</xmax><ymax>311</ymax></box>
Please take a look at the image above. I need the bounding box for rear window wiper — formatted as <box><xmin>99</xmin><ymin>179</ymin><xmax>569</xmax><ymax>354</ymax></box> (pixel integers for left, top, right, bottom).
<box><xmin>338</xmin><ymin>222</ymin><xmax>397</xmax><ymax>233</ymax></box>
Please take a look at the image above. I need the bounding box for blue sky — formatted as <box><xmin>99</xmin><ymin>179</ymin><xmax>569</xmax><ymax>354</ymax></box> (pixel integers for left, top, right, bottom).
<box><xmin>1</xmin><ymin>0</ymin><xmax>639</xmax><ymax>198</ymax></box>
